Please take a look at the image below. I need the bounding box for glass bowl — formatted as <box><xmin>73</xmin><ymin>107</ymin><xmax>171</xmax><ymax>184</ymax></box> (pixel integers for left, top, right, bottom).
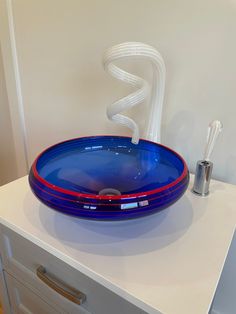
<box><xmin>29</xmin><ymin>136</ymin><xmax>189</xmax><ymax>220</ymax></box>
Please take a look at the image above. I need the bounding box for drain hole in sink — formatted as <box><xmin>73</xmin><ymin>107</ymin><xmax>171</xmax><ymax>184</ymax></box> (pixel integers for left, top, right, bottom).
<box><xmin>98</xmin><ymin>188</ymin><xmax>121</xmax><ymax>196</ymax></box>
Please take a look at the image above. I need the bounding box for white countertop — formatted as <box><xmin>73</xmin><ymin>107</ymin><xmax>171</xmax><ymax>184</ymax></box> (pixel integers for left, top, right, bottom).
<box><xmin>0</xmin><ymin>175</ymin><xmax>235</xmax><ymax>314</ymax></box>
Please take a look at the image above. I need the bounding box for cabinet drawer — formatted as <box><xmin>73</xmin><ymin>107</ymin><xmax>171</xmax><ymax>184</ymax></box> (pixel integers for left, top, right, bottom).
<box><xmin>5</xmin><ymin>264</ymin><xmax>90</xmax><ymax>314</ymax></box>
<box><xmin>0</xmin><ymin>224</ymin><xmax>146</xmax><ymax>314</ymax></box>
<box><xmin>5</xmin><ymin>272</ymin><xmax>59</xmax><ymax>314</ymax></box>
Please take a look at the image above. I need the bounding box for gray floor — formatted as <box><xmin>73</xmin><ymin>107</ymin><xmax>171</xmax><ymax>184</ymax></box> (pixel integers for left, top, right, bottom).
<box><xmin>210</xmin><ymin>230</ymin><xmax>236</xmax><ymax>314</ymax></box>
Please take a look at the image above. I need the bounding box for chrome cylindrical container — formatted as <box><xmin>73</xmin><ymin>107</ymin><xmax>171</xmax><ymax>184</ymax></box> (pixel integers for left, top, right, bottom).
<box><xmin>192</xmin><ymin>160</ymin><xmax>213</xmax><ymax>196</ymax></box>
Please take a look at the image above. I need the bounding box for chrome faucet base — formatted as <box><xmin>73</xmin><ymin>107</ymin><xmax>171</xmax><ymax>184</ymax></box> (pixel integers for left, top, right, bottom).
<box><xmin>192</xmin><ymin>160</ymin><xmax>213</xmax><ymax>196</ymax></box>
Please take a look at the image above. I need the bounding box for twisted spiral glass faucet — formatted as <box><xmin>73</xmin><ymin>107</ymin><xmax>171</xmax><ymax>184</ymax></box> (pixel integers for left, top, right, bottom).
<box><xmin>103</xmin><ymin>42</ymin><xmax>166</xmax><ymax>144</ymax></box>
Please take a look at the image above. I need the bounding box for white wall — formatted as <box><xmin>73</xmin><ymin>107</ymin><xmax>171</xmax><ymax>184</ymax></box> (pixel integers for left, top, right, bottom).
<box><xmin>1</xmin><ymin>0</ymin><xmax>236</xmax><ymax>184</ymax></box>
<box><xmin>0</xmin><ymin>44</ymin><xmax>17</xmax><ymax>185</ymax></box>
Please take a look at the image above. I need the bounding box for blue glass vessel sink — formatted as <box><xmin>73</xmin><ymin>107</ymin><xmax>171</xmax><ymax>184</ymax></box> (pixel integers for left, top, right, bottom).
<box><xmin>29</xmin><ymin>136</ymin><xmax>189</xmax><ymax>220</ymax></box>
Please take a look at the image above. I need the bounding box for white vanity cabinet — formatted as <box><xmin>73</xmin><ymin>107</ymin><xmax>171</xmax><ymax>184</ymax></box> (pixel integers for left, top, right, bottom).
<box><xmin>0</xmin><ymin>176</ymin><xmax>236</xmax><ymax>314</ymax></box>
<box><xmin>4</xmin><ymin>272</ymin><xmax>60</xmax><ymax>314</ymax></box>
<box><xmin>0</xmin><ymin>224</ymin><xmax>145</xmax><ymax>314</ymax></box>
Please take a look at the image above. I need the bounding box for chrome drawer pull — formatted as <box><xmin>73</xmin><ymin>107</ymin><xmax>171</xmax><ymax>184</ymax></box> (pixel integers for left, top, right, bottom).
<box><xmin>36</xmin><ymin>266</ymin><xmax>86</xmax><ymax>305</ymax></box>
